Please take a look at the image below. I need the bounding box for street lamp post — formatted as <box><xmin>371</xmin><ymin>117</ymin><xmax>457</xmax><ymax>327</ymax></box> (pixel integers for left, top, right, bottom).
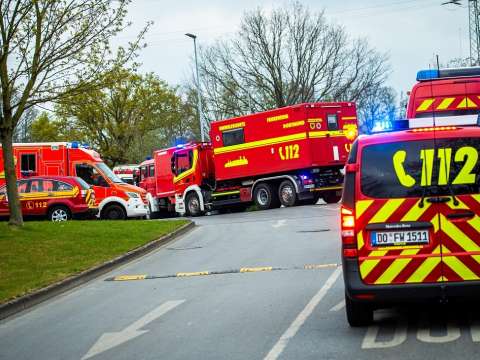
<box><xmin>185</xmin><ymin>33</ymin><xmax>205</xmax><ymax>142</ymax></box>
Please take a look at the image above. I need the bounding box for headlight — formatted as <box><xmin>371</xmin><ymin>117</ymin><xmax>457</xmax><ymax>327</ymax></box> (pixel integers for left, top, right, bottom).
<box><xmin>126</xmin><ymin>192</ymin><xmax>140</xmax><ymax>199</ymax></box>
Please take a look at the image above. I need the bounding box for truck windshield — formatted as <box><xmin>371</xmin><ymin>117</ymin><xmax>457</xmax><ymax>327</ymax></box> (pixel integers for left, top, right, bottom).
<box><xmin>96</xmin><ymin>162</ymin><xmax>123</xmax><ymax>183</ymax></box>
<box><xmin>361</xmin><ymin>137</ymin><xmax>480</xmax><ymax>199</ymax></box>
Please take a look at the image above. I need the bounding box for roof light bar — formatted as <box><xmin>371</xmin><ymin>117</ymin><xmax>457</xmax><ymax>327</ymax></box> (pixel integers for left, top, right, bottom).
<box><xmin>410</xmin><ymin>126</ymin><xmax>458</xmax><ymax>133</ymax></box>
<box><xmin>416</xmin><ymin>66</ymin><xmax>480</xmax><ymax>81</ymax></box>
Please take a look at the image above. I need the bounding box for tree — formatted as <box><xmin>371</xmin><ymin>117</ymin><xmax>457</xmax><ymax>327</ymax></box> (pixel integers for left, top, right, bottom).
<box><xmin>55</xmin><ymin>69</ymin><xmax>189</xmax><ymax>166</ymax></box>
<box><xmin>30</xmin><ymin>112</ymin><xmax>62</xmax><ymax>142</ymax></box>
<box><xmin>187</xmin><ymin>2</ymin><xmax>389</xmax><ymax>127</ymax></box>
<box><xmin>0</xmin><ymin>0</ymin><xmax>148</xmax><ymax>226</ymax></box>
<box><xmin>357</xmin><ymin>86</ymin><xmax>397</xmax><ymax>133</ymax></box>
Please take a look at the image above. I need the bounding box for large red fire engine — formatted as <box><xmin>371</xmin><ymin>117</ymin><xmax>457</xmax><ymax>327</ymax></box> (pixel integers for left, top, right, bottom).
<box><xmin>0</xmin><ymin>142</ymin><xmax>148</xmax><ymax>220</ymax></box>
<box><xmin>139</xmin><ymin>102</ymin><xmax>358</xmax><ymax>216</ymax></box>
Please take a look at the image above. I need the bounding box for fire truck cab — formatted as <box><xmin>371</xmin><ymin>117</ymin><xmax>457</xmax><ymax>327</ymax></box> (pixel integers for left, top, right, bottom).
<box><xmin>0</xmin><ymin>142</ymin><xmax>148</xmax><ymax>220</ymax></box>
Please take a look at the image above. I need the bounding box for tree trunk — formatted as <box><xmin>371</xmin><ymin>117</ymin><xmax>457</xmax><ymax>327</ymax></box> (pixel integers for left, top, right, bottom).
<box><xmin>0</xmin><ymin>130</ymin><xmax>23</xmax><ymax>227</ymax></box>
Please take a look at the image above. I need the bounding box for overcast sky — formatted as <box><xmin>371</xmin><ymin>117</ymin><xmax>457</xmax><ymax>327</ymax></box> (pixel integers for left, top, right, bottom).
<box><xmin>116</xmin><ymin>0</ymin><xmax>469</xmax><ymax>100</ymax></box>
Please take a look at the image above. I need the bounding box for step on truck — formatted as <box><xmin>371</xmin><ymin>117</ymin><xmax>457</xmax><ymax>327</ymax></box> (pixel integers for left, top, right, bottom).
<box><xmin>173</xmin><ymin>102</ymin><xmax>358</xmax><ymax>216</ymax></box>
<box><xmin>0</xmin><ymin>142</ymin><xmax>148</xmax><ymax>220</ymax></box>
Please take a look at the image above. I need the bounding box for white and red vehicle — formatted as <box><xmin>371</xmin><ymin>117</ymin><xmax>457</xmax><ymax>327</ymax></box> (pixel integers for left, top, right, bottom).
<box><xmin>0</xmin><ymin>142</ymin><xmax>148</xmax><ymax>220</ymax></box>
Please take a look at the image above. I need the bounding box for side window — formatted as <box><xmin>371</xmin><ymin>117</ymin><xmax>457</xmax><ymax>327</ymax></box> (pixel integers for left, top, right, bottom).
<box><xmin>149</xmin><ymin>165</ymin><xmax>155</xmax><ymax>177</ymax></box>
<box><xmin>327</xmin><ymin>114</ymin><xmax>338</xmax><ymax>131</ymax></box>
<box><xmin>75</xmin><ymin>164</ymin><xmax>108</xmax><ymax>187</ymax></box>
<box><xmin>222</xmin><ymin>129</ymin><xmax>244</xmax><ymax>147</ymax></box>
<box><xmin>20</xmin><ymin>154</ymin><xmax>36</xmax><ymax>175</ymax></box>
<box><xmin>17</xmin><ymin>181</ymin><xmax>29</xmax><ymax>193</ymax></box>
<box><xmin>55</xmin><ymin>181</ymin><xmax>73</xmax><ymax>191</ymax></box>
<box><xmin>175</xmin><ymin>150</ymin><xmax>193</xmax><ymax>176</ymax></box>
<box><xmin>30</xmin><ymin>179</ymin><xmax>42</xmax><ymax>193</ymax></box>
<box><xmin>43</xmin><ymin>180</ymin><xmax>55</xmax><ymax>192</ymax></box>
<box><xmin>142</xmin><ymin>166</ymin><xmax>148</xmax><ymax>179</ymax></box>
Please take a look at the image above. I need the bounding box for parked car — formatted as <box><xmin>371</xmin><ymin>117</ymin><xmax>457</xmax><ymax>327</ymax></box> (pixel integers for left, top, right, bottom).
<box><xmin>0</xmin><ymin>176</ymin><xmax>98</xmax><ymax>221</ymax></box>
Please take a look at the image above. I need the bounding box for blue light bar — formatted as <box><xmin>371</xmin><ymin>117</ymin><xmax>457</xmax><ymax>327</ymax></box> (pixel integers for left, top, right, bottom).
<box><xmin>416</xmin><ymin>69</ymin><xmax>439</xmax><ymax>81</ymax></box>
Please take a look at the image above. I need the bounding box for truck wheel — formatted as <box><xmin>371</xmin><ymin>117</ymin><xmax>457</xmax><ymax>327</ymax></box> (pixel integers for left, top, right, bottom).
<box><xmin>253</xmin><ymin>183</ymin><xmax>280</xmax><ymax>210</ymax></box>
<box><xmin>345</xmin><ymin>293</ymin><xmax>373</xmax><ymax>327</ymax></box>
<box><xmin>322</xmin><ymin>192</ymin><xmax>341</xmax><ymax>204</ymax></box>
<box><xmin>186</xmin><ymin>192</ymin><xmax>203</xmax><ymax>217</ymax></box>
<box><xmin>102</xmin><ymin>204</ymin><xmax>126</xmax><ymax>220</ymax></box>
<box><xmin>48</xmin><ymin>205</ymin><xmax>71</xmax><ymax>222</ymax></box>
<box><xmin>278</xmin><ymin>180</ymin><xmax>298</xmax><ymax>207</ymax></box>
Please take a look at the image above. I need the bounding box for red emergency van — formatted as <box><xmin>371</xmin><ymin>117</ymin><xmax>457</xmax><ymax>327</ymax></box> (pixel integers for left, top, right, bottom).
<box><xmin>0</xmin><ymin>142</ymin><xmax>148</xmax><ymax>220</ymax></box>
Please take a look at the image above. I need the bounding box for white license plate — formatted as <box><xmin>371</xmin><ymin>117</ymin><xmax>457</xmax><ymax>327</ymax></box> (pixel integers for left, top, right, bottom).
<box><xmin>371</xmin><ymin>230</ymin><xmax>429</xmax><ymax>247</ymax></box>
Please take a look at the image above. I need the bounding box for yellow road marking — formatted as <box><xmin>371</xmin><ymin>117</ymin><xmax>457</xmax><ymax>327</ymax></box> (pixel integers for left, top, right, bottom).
<box><xmin>240</xmin><ymin>267</ymin><xmax>273</xmax><ymax>273</ymax></box>
<box><xmin>176</xmin><ymin>271</ymin><xmax>210</xmax><ymax>277</ymax></box>
<box><xmin>114</xmin><ymin>275</ymin><xmax>147</xmax><ymax>281</ymax></box>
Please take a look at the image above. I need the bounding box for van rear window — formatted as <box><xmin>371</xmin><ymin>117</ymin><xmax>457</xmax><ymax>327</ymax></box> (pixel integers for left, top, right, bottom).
<box><xmin>361</xmin><ymin>137</ymin><xmax>480</xmax><ymax>198</ymax></box>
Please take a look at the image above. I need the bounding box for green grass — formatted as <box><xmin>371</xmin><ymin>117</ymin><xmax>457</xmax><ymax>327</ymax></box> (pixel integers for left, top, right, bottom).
<box><xmin>0</xmin><ymin>220</ymin><xmax>188</xmax><ymax>303</ymax></box>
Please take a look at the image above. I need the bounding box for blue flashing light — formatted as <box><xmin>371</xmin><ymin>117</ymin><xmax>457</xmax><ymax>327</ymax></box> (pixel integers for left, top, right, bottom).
<box><xmin>145</xmin><ymin>156</ymin><xmax>152</xmax><ymax>161</ymax></box>
<box><xmin>71</xmin><ymin>141</ymin><xmax>79</xmax><ymax>149</ymax></box>
<box><xmin>82</xmin><ymin>142</ymin><xmax>90</xmax><ymax>149</ymax></box>
<box><xmin>416</xmin><ymin>69</ymin><xmax>439</xmax><ymax>81</ymax></box>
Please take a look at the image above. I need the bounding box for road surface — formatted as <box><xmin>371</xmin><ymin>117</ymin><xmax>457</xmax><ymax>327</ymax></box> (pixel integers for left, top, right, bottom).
<box><xmin>1</xmin><ymin>203</ymin><xmax>479</xmax><ymax>360</ymax></box>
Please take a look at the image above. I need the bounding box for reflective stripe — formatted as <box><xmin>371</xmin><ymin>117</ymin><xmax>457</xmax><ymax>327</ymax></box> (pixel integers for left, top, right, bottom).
<box><xmin>374</xmin><ymin>249</ymin><xmax>420</xmax><ymax>284</ymax></box>
<box><xmin>360</xmin><ymin>250</ymin><xmax>388</xmax><ymax>278</ymax></box>
<box><xmin>436</xmin><ymin>97</ymin><xmax>455</xmax><ymax>110</ymax></box>
<box><xmin>369</xmin><ymin>199</ymin><xmax>405</xmax><ymax>223</ymax></box>
<box><xmin>457</xmin><ymin>97</ymin><xmax>478</xmax><ymax>109</ymax></box>
<box><xmin>400</xmin><ymin>199</ymin><xmax>431</xmax><ymax>221</ymax></box>
<box><xmin>356</xmin><ymin>200</ymin><xmax>374</xmax><ymax>219</ymax></box>
<box><xmin>406</xmin><ymin>246</ymin><xmax>442</xmax><ymax>283</ymax></box>
<box><xmin>214</xmin><ymin>133</ymin><xmax>306</xmax><ymax>154</ymax></box>
<box><xmin>416</xmin><ymin>99</ymin><xmax>435</xmax><ymax>112</ymax></box>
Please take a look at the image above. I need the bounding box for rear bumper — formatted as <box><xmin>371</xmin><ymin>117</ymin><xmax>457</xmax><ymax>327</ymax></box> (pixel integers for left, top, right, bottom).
<box><xmin>343</xmin><ymin>258</ymin><xmax>480</xmax><ymax>305</ymax></box>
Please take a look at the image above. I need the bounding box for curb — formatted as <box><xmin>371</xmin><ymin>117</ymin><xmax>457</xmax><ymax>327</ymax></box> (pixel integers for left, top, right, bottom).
<box><xmin>0</xmin><ymin>221</ymin><xmax>195</xmax><ymax>321</ymax></box>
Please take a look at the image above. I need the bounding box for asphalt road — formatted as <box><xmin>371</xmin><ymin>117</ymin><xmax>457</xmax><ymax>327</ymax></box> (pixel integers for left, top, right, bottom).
<box><xmin>1</xmin><ymin>203</ymin><xmax>480</xmax><ymax>360</ymax></box>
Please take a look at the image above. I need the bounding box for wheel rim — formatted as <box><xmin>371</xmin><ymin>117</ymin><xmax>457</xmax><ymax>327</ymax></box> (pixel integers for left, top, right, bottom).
<box><xmin>188</xmin><ymin>197</ymin><xmax>200</xmax><ymax>214</ymax></box>
<box><xmin>280</xmin><ymin>184</ymin><xmax>294</xmax><ymax>204</ymax></box>
<box><xmin>51</xmin><ymin>209</ymin><xmax>68</xmax><ymax>222</ymax></box>
<box><xmin>257</xmin><ymin>189</ymin><xmax>269</xmax><ymax>206</ymax></box>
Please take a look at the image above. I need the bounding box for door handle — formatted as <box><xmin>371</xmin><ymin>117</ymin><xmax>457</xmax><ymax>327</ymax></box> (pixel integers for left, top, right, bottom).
<box><xmin>427</xmin><ymin>197</ymin><xmax>451</xmax><ymax>204</ymax></box>
<box><xmin>446</xmin><ymin>211</ymin><xmax>475</xmax><ymax>220</ymax></box>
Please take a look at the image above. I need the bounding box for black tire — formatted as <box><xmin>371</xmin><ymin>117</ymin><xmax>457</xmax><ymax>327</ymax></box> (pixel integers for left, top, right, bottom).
<box><xmin>102</xmin><ymin>204</ymin><xmax>127</xmax><ymax>220</ymax></box>
<box><xmin>345</xmin><ymin>293</ymin><xmax>373</xmax><ymax>327</ymax></box>
<box><xmin>253</xmin><ymin>183</ymin><xmax>280</xmax><ymax>210</ymax></box>
<box><xmin>47</xmin><ymin>205</ymin><xmax>71</xmax><ymax>222</ymax></box>
<box><xmin>278</xmin><ymin>180</ymin><xmax>298</xmax><ymax>207</ymax></box>
<box><xmin>185</xmin><ymin>192</ymin><xmax>203</xmax><ymax>217</ymax></box>
<box><xmin>322</xmin><ymin>192</ymin><xmax>341</xmax><ymax>204</ymax></box>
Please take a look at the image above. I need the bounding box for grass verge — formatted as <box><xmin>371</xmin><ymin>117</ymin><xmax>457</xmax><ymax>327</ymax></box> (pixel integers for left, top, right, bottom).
<box><xmin>0</xmin><ymin>220</ymin><xmax>188</xmax><ymax>303</ymax></box>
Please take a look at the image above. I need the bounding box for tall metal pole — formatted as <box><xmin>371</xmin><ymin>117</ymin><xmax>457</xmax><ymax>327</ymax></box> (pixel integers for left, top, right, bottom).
<box><xmin>186</xmin><ymin>33</ymin><xmax>205</xmax><ymax>142</ymax></box>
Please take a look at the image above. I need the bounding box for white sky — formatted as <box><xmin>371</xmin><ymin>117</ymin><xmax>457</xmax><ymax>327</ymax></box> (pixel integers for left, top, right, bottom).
<box><xmin>115</xmin><ymin>0</ymin><xmax>469</xmax><ymax>99</ymax></box>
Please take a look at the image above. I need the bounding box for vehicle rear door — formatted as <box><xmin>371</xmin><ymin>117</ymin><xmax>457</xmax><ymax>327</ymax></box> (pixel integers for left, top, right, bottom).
<box><xmin>434</xmin><ymin>134</ymin><xmax>480</xmax><ymax>281</ymax></box>
<box><xmin>357</xmin><ymin>138</ymin><xmax>443</xmax><ymax>285</ymax></box>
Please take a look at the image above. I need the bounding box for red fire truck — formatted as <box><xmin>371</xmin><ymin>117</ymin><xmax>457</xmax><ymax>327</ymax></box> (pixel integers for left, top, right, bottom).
<box><xmin>138</xmin><ymin>147</ymin><xmax>177</xmax><ymax>215</ymax></box>
<box><xmin>139</xmin><ymin>102</ymin><xmax>357</xmax><ymax>217</ymax></box>
<box><xmin>0</xmin><ymin>142</ymin><xmax>148</xmax><ymax>220</ymax></box>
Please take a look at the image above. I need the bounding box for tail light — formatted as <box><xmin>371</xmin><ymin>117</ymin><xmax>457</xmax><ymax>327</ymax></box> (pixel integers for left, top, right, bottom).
<box><xmin>341</xmin><ymin>205</ymin><xmax>357</xmax><ymax>258</ymax></box>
